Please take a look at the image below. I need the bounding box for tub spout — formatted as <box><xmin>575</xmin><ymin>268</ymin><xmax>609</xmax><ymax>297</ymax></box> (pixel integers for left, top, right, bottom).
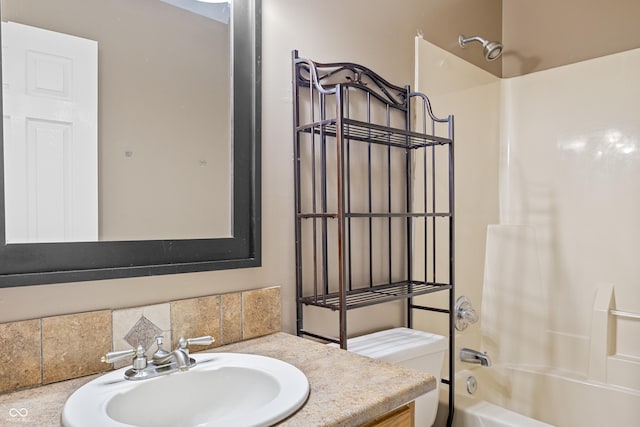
<box><xmin>460</xmin><ymin>348</ymin><xmax>492</xmax><ymax>367</ymax></box>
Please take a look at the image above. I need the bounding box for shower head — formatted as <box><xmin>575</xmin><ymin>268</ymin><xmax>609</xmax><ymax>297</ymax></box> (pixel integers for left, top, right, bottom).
<box><xmin>458</xmin><ymin>34</ymin><xmax>503</xmax><ymax>61</ymax></box>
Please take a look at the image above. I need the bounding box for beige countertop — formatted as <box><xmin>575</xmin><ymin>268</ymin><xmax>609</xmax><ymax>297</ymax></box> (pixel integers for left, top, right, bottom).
<box><xmin>0</xmin><ymin>332</ymin><xmax>435</xmax><ymax>426</ymax></box>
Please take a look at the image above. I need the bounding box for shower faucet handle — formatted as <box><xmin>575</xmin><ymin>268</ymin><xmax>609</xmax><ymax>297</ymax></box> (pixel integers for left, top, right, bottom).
<box><xmin>455</xmin><ymin>296</ymin><xmax>479</xmax><ymax>331</ymax></box>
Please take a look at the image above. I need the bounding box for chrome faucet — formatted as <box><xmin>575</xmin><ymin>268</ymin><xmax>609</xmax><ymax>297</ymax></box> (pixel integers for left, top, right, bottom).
<box><xmin>460</xmin><ymin>348</ymin><xmax>492</xmax><ymax>367</ymax></box>
<box><xmin>152</xmin><ymin>349</ymin><xmax>191</xmax><ymax>371</ymax></box>
<box><xmin>102</xmin><ymin>335</ymin><xmax>214</xmax><ymax>380</ymax></box>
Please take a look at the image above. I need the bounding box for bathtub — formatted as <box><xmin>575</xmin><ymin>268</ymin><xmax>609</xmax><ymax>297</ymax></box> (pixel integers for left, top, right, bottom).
<box><xmin>434</xmin><ymin>369</ymin><xmax>551</xmax><ymax>427</ymax></box>
<box><xmin>434</xmin><ymin>365</ymin><xmax>640</xmax><ymax>427</ymax></box>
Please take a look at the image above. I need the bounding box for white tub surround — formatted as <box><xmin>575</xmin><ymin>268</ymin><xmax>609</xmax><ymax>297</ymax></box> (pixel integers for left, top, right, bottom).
<box><xmin>416</xmin><ymin>39</ymin><xmax>640</xmax><ymax>427</ymax></box>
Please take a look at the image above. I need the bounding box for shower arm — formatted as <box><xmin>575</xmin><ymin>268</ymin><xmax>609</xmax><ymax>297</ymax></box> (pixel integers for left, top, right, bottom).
<box><xmin>459</xmin><ymin>35</ymin><xmax>486</xmax><ymax>46</ymax></box>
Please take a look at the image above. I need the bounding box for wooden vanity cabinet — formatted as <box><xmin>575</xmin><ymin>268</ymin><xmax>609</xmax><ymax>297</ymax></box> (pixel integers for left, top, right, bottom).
<box><xmin>361</xmin><ymin>401</ymin><xmax>415</xmax><ymax>427</ymax></box>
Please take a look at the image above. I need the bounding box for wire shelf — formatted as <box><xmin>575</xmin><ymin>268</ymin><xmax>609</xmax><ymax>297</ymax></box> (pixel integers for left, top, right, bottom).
<box><xmin>298</xmin><ymin>212</ymin><xmax>452</xmax><ymax>219</ymax></box>
<box><xmin>297</xmin><ymin>118</ymin><xmax>451</xmax><ymax>149</ymax></box>
<box><xmin>300</xmin><ymin>281</ymin><xmax>451</xmax><ymax>311</ymax></box>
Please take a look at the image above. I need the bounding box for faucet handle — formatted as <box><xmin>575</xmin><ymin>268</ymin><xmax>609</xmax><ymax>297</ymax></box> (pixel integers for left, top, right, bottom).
<box><xmin>177</xmin><ymin>335</ymin><xmax>215</xmax><ymax>354</ymax></box>
<box><xmin>186</xmin><ymin>335</ymin><xmax>215</xmax><ymax>346</ymax></box>
<box><xmin>101</xmin><ymin>348</ymin><xmax>135</xmax><ymax>364</ymax></box>
<box><xmin>455</xmin><ymin>296</ymin><xmax>479</xmax><ymax>331</ymax></box>
<box><xmin>101</xmin><ymin>344</ymin><xmax>146</xmax><ymax>365</ymax></box>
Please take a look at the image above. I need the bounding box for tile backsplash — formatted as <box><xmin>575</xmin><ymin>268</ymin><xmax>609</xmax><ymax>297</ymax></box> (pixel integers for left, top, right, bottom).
<box><xmin>0</xmin><ymin>286</ymin><xmax>281</xmax><ymax>394</ymax></box>
<box><xmin>0</xmin><ymin>319</ymin><xmax>41</xmax><ymax>392</ymax></box>
<box><xmin>42</xmin><ymin>310</ymin><xmax>112</xmax><ymax>385</ymax></box>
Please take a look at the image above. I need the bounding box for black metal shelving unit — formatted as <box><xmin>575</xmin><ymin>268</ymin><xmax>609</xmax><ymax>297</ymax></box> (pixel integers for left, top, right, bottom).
<box><xmin>292</xmin><ymin>50</ymin><xmax>455</xmax><ymax>426</ymax></box>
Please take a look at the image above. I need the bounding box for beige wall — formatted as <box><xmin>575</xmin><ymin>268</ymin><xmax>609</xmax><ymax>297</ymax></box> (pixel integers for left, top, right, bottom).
<box><xmin>422</xmin><ymin>0</ymin><xmax>503</xmax><ymax>77</ymax></box>
<box><xmin>0</xmin><ymin>1</ymin><xmax>501</xmax><ymax>336</ymax></box>
<box><xmin>502</xmin><ymin>0</ymin><xmax>640</xmax><ymax>77</ymax></box>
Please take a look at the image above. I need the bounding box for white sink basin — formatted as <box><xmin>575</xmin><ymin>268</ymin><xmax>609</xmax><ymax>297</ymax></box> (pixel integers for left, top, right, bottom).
<box><xmin>62</xmin><ymin>353</ymin><xmax>309</xmax><ymax>427</ymax></box>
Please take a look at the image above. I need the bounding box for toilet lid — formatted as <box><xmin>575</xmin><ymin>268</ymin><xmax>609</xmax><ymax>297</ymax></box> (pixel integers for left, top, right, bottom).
<box><xmin>340</xmin><ymin>327</ymin><xmax>447</xmax><ymax>363</ymax></box>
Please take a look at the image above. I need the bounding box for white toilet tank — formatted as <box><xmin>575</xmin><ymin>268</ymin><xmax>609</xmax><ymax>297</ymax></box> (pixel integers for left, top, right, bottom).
<box><xmin>338</xmin><ymin>327</ymin><xmax>447</xmax><ymax>426</ymax></box>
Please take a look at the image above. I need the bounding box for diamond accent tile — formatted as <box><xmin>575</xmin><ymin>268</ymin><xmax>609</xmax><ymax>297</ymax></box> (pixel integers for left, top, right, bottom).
<box><xmin>124</xmin><ymin>315</ymin><xmax>162</xmax><ymax>349</ymax></box>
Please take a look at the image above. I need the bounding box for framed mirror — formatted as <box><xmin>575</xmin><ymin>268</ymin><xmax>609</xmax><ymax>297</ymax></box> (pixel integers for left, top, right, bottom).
<box><xmin>0</xmin><ymin>0</ymin><xmax>261</xmax><ymax>287</ymax></box>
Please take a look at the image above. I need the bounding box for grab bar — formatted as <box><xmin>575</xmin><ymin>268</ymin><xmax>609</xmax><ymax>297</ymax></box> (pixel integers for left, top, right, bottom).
<box><xmin>610</xmin><ymin>309</ymin><xmax>640</xmax><ymax>320</ymax></box>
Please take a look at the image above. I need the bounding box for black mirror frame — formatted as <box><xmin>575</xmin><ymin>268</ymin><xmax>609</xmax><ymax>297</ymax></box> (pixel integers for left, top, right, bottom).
<box><xmin>0</xmin><ymin>0</ymin><xmax>261</xmax><ymax>287</ymax></box>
